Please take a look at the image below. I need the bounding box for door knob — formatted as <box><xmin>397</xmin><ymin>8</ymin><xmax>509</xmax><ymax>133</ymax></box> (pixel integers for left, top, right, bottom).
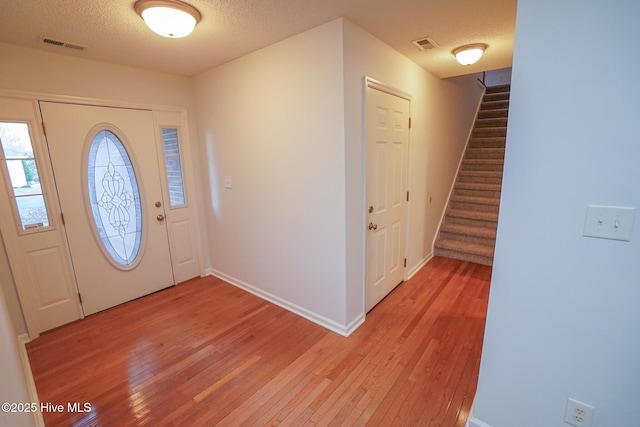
<box><xmin>157</xmin><ymin>214</ymin><xmax>165</xmax><ymax>222</ymax></box>
<box><xmin>368</xmin><ymin>222</ymin><xmax>378</xmax><ymax>230</ymax></box>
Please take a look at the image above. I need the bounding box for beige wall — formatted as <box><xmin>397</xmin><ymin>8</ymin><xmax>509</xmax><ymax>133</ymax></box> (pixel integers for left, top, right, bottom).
<box><xmin>0</xmin><ymin>42</ymin><xmax>194</xmax><ymax>107</ymax></box>
<box><xmin>342</xmin><ymin>19</ymin><xmax>484</xmax><ymax>322</ymax></box>
<box><xmin>193</xmin><ymin>18</ymin><xmax>483</xmax><ymax>330</ymax></box>
<box><xmin>193</xmin><ymin>19</ymin><xmax>350</xmax><ymax>330</ymax></box>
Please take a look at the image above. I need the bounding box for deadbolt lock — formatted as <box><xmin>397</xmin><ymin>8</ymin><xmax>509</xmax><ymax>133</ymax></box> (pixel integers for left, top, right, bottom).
<box><xmin>368</xmin><ymin>206</ymin><xmax>374</xmax><ymax>213</ymax></box>
<box><xmin>155</xmin><ymin>201</ymin><xmax>162</xmax><ymax>208</ymax></box>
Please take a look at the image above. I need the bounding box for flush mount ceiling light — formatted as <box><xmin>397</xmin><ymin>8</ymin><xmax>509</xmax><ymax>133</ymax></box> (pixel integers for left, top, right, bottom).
<box><xmin>135</xmin><ymin>0</ymin><xmax>201</xmax><ymax>38</ymax></box>
<box><xmin>452</xmin><ymin>44</ymin><xmax>488</xmax><ymax>66</ymax></box>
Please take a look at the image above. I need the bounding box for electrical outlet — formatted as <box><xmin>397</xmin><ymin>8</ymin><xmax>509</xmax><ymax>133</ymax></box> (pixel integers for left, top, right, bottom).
<box><xmin>564</xmin><ymin>398</ymin><xmax>594</xmax><ymax>427</ymax></box>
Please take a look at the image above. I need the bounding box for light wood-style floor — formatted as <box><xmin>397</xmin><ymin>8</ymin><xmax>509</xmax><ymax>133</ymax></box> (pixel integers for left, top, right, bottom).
<box><xmin>27</xmin><ymin>256</ymin><xmax>491</xmax><ymax>426</ymax></box>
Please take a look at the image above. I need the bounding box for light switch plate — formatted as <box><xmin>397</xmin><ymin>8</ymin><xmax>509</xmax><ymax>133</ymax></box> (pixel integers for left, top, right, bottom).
<box><xmin>583</xmin><ymin>205</ymin><xmax>636</xmax><ymax>241</ymax></box>
<box><xmin>224</xmin><ymin>175</ymin><xmax>232</xmax><ymax>189</ymax></box>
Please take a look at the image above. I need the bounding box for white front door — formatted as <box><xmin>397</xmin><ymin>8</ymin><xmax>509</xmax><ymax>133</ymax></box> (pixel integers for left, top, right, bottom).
<box><xmin>365</xmin><ymin>85</ymin><xmax>410</xmax><ymax>312</ymax></box>
<box><xmin>0</xmin><ymin>97</ymin><xmax>82</xmax><ymax>336</ymax></box>
<box><xmin>40</xmin><ymin>102</ymin><xmax>174</xmax><ymax>315</ymax></box>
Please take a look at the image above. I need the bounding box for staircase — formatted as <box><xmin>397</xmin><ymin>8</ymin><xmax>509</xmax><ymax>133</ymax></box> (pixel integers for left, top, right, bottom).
<box><xmin>434</xmin><ymin>84</ymin><xmax>510</xmax><ymax>266</ymax></box>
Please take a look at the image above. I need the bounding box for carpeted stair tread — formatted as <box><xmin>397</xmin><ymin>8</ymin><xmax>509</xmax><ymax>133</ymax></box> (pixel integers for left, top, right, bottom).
<box><xmin>475</xmin><ymin>118</ymin><xmax>508</xmax><ymax>128</ymax></box>
<box><xmin>433</xmin><ymin>247</ymin><xmax>493</xmax><ymax>266</ymax></box>
<box><xmin>482</xmin><ymin>92</ymin><xmax>510</xmax><ymax>102</ymax></box>
<box><xmin>469</xmin><ymin>139</ymin><xmax>506</xmax><ymax>150</ymax></box>
<box><xmin>459</xmin><ymin>170</ymin><xmax>503</xmax><ymax>178</ymax></box>
<box><xmin>485</xmin><ymin>84</ymin><xmax>511</xmax><ymax>93</ymax></box>
<box><xmin>458</xmin><ymin>170</ymin><xmax>503</xmax><ymax>185</ymax></box>
<box><xmin>450</xmin><ymin>194</ymin><xmax>500</xmax><ymax>206</ymax></box>
<box><xmin>456</xmin><ymin>182</ymin><xmax>502</xmax><ymax>192</ymax></box>
<box><xmin>472</xmin><ymin>127</ymin><xmax>507</xmax><ymax>138</ymax></box>
<box><xmin>447</xmin><ymin>209</ymin><xmax>498</xmax><ymax>222</ymax></box>
<box><xmin>440</xmin><ymin>222</ymin><xmax>497</xmax><ymax>239</ymax></box>
<box><xmin>466</xmin><ymin>147</ymin><xmax>505</xmax><ymax>159</ymax></box>
<box><xmin>478</xmin><ymin>108</ymin><xmax>509</xmax><ymax>119</ymax></box>
<box><xmin>434</xmin><ymin>84</ymin><xmax>510</xmax><ymax>267</ymax></box>
<box><xmin>462</xmin><ymin>159</ymin><xmax>504</xmax><ymax>170</ymax></box>
<box><xmin>481</xmin><ymin>100</ymin><xmax>509</xmax><ymax>110</ymax></box>
<box><xmin>435</xmin><ymin>238</ymin><xmax>495</xmax><ymax>258</ymax></box>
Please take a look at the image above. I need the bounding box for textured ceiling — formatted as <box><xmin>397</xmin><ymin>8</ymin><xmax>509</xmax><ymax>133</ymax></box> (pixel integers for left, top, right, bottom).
<box><xmin>0</xmin><ymin>0</ymin><xmax>517</xmax><ymax>78</ymax></box>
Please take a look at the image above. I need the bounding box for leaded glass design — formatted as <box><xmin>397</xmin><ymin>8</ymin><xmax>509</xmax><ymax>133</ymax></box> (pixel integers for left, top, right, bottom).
<box><xmin>88</xmin><ymin>130</ymin><xmax>142</xmax><ymax>266</ymax></box>
<box><xmin>161</xmin><ymin>128</ymin><xmax>186</xmax><ymax>206</ymax></box>
<box><xmin>0</xmin><ymin>122</ymin><xmax>51</xmax><ymax>230</ymax></box>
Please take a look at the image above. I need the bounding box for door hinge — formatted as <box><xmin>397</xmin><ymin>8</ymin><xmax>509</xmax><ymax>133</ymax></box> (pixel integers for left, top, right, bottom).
<box><xmin>61</xmin><ymin>212</ymin><xmax>65</xmax><ymax>225</ymax></box>
<box><xmin>408</xmin><ymin>117</ymin><xmax>412</xmax><ymax>129</ymax></box>
<box><xmin>78</xmin><ymin>293</ymin><xmax>82</xmax><ymax>304</ymax></box>
<box><xmin>406</xmin><ymin>191</ymin><xmax>410</xmax><ymax>202</ymax></box>
<box><xmin>41</xmin><ymin>122</ymin><xmax>47</xmax><ymax>137</ymax></box>
<box><xmin>404</xmin><ymin>258</ymin><xmax>407</xmax><ymax>268</ymax></box>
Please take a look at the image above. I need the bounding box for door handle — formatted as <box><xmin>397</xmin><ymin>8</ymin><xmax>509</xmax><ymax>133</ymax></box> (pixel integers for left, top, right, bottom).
<box><xmin>157</xmin><ymin>214</ymin><xmax>165</xmax><ymax>222</ymax></box>
<box><xmin>368</xmin><ymin>222</ymin><xmax>378</xmax><ymax>230</ymax></box>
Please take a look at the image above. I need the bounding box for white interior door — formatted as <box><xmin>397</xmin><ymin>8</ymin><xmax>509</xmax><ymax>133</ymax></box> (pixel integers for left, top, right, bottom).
<box><xmin>365</xmin><ymin>85</ymin><xmax>410</xmax><ymax>312</ymax></box>
<box><xmin>40</xmin><ymin>102</ymin><xmax>174</xmax><ymax>316</ymax></box>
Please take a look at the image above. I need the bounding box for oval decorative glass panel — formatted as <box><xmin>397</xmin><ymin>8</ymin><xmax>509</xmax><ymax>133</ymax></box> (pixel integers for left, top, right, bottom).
<box><xmin>87</xmin><ymin>130</ymin><xmax>142</xmax><ymax>267</ymax></box>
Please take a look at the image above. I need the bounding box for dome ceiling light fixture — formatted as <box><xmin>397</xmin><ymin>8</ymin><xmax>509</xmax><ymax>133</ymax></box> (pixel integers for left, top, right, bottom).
<box><xmin>452</xmin><ymin>43</ymin><xmax>488</xmax><ymax>66</ymax></box>
<box><xmin>134</xmin><ymin>0</ymin><xmax>201</xmax><ymax>38</ymax></box>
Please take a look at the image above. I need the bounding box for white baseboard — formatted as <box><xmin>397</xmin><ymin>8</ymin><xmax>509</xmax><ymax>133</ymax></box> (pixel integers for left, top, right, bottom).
<box><xmin>406</xmin><ymin>252</ymin><xmax>433</xmax><ymax>280</ymax></box>
<box><xmin>205</xmin><ymin>268</ymin><xmax>364</xmax><ymax>337</ymax></box>
<box><xmin>17</xmin><ymin>334</ymin><xmax>45</xmax><ymax>427</ymax></box>
<box><xmin>467</xmin><ymin>417</ymin><xmax>494</xmax><ymax>427</ymax></box>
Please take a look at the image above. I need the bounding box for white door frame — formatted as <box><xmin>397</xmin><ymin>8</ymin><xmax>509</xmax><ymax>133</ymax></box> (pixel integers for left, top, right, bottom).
<box><xmin>0</xmin><ymin>88</ymin><xmax>203</xmax><ymax>338</ymax></box>
<box><xmin>363</xmin><ymin>77</ymin><xmax>412</xmax><ymax>311</ymax></box>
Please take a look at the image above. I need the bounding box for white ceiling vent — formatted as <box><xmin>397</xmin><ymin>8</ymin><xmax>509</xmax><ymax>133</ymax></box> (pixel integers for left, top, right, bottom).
<box><xmin>412</xmin><ymin>37</ymin><xmax>439</xmax><ymax>51</ymax></box>
<box><xmin>39</xmin><ymin>36</ymin><xmax>87</xmax><ymax>52</ymax></box>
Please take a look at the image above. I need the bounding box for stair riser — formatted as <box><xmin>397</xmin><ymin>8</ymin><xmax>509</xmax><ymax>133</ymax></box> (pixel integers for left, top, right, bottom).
<box><xmin>478</xmin><ymin>109</ymin><xmax>509</xmax><ymax>120</ymax></box>
<box><xmin>469</xmin><ymin>139</ymin><xmax>505</xmax><ymax>149</ymax></box>
<box><xmin>433</xmin><ymin>248</ymin><xmax>493</xmax><ymax>266</ymax></box>
<box><xmin>485</xmin><ymin>84</ymin><xmax>511</xmax><ymax>94</ymax></box>
<box><xmin>483</xmin><ymin>92</ymin><xmax>510</xmax><ymax>102</ymax></box>
<box><xmin>472</xmin><ymin>128</ymin><xmax>507</xmax><ymax>138</ymax></box>
<box><xmin>481</xmin><ymin>101</ymin><xmax>509</xmax><ymax>111</ymax></box>
<box><xmin>446</xmin><ymin>215</ymin><xmax>498</xmax><ymax>229</ymax></box>
<box><xmin>461</xmin><ymin>161</ymin><xmax>504</xmax><ymax>172</ymax></box>
<box><xmin>458</xmin><ymin>175</ymin><xmax>502</xmax><ymax>185</ymax></box>
<box><xmin>450</xmin><ymin>201</ymin><xmax>499</xmax><ymax>214</ymax></box>
<box><xmin>474</xmin><ymin>119</ymin><xmax>508</xmax><ymax>128</ymax></box>
<box><xmin>456</xmin><ymin>188</ymin><xmax>501</xmax><ymax>199</ymax></box>
<box><xmin>439</xmin><ymin>231</ymin><xmax>496</xmax><ymax>247</ymax></box>
<box><xmin>466</xmin><ymin>149</ymin><xmax>505</xmax><ymax>159</ymax></box>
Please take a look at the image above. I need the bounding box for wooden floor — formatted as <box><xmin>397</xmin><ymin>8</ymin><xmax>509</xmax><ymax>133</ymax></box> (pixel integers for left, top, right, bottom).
<box><xmin>27</xmin><ymin>256</ymin><xmax>491</xmax><ymax>427</ymax></box>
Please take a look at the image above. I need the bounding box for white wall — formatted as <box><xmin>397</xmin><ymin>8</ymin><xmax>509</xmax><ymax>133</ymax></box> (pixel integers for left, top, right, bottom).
<box><xmin>471</xmin><ymin>1</ymin><xmax>640</xmax><ymax>426</ymax></box>
<box><xmin>484</xmin><ymin>68</ymin><xmax>512</xmax><ymax>87</ymax></box>
<box><xmin>193</xmin><ymin>20</ymin><xmax>349</xmax><ymax>329</ymax></box>
<box><xmin>0</xmin><ymin>231</ymin><xmax>26</xmax><ymax>334</ymax></box>
<box><xmin>342</xmin><ymin>20</ymin><xmax>484</xmax><ymax>323</ymax></box>
<box><xmin>0</xmin><ymin>282</ymin><xmax>35</xmax><ymax>427</ymax></box>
